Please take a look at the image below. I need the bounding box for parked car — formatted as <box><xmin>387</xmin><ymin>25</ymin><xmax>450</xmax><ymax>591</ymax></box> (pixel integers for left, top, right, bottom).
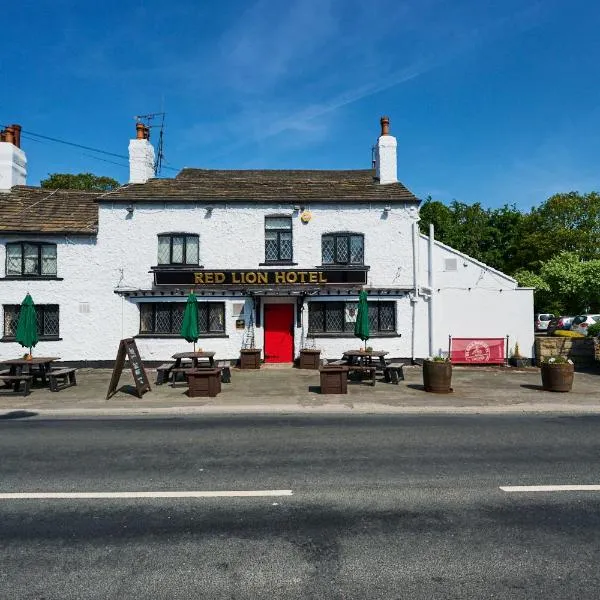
<box><xmin>535</xmin><ymin>313</ymin><xmax>555</xmax><ymax>332</ymax></box>
<box><xmin>570</xmin><ymin>314</ymin><xmax>600</xmax><ymax>335</ymax></box>
<box><xmin>546</xmin><ymin>315</ymin><xmax>574</xmax><ymax>335</ymax></box>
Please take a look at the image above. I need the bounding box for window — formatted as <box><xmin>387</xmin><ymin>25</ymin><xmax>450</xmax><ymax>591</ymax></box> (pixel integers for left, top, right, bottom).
<box><xmin>321</xmin><ymin>233</ymin><xmax>364</xmax><ymax>265</ymax></box>
<box><xmin>308</xmin><ymin>301</ymin><xmax>395</xmax><ymax>334</ymax></box>
<box><xmin>139</xmin><ymin>302</ymin><xmax>225</xmax><ymax>335</ymax></box>
<box><xmin>157</xmin><ymin>234</ymin><xmax>199</xmax><ymax>265</ymax></box>
<box><xmin>265</xmin><ymin>217</ymin><xmax>292</xmax><ymax>262</ymax></box>
<box><xmin>5</xmin><ymin>242</ymin><xmax>57</xmax><ymax>276</ymax></box>
<box><xmin>3</xmin><ymin>304</ymin><xmax>60</xmax><ymax>339</ymax></box>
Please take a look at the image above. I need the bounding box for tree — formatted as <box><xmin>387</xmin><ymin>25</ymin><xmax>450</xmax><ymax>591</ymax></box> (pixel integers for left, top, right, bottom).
<box><xmin>41</xmin><ymin>172</ymin><xmax>120</xmax><ymax>191</ymax></box>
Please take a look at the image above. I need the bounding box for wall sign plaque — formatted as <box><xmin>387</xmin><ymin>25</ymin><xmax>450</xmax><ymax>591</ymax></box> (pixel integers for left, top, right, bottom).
<box><xmin>154</xmin><ymin>269</ymin><xmax>368</xmax><ymax>287</ymax></box>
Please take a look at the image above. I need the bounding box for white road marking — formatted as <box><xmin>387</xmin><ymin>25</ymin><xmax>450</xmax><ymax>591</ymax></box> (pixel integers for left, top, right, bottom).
<box><xmin>0</xmin><ymin>490</ymin><xmax>293</xmax><ymax>500</ymax></box>
<box><xmin>500</xmin><ymin>485</ymin><xmax>600</xmax><ymax>492</ymax></box>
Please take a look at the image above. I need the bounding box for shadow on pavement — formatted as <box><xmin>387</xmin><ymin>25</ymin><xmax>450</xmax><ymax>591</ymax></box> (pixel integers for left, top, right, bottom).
<box><xmin>0</xmin><ymin>410</ymin><xmax>38</xmax><ymax>420</ymax></box>
<box><xmin>520</xmin><ymin>384</ymin><xmax>545</xmax><ymax>391</ymax></box>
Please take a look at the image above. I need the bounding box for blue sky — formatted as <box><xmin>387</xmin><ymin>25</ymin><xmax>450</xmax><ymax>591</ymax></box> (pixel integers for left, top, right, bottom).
<box><xmin>2</xmin><ymin>0</ymin><xmax>599</xmax><ymax>209</ymax></box>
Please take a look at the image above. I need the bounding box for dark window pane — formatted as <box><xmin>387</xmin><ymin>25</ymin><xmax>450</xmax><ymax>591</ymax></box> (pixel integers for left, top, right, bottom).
<box><xmin>308</xmin><ymin>303</ymin><xmax>324</xmax><ymax>332</ymax></box>
<box><xmin>6</xmin><ymin>245</ymin><xmax>22</xmax><ymax>275</ymax></box>
<box><xmin>172</xmin><ymin>304</ymin><xmax>185</xmax><ymax>332</ymax></box>
<box><xmin>335</xmin><ymin>238</ymin><xmax>349</xmax><ymax>263</ymax></box>
<box><xmin>350</xmin><ymin>236</ymin><xmax>364</xmax><ymax>264</ymax></box>
<box><xmin>157</xmin><ymin>237</ymin><xmax>170</xmax><ymax>264</ymax></box>
<box><xmin>171</xmin><ymin>236</ymin><xmax>184</xmax><ymax>263</ymax></box>
<box><xmin>3</xmin><ymin>305</ymin><xmax>19</xmax><ymax>337</ymax></box>
<box><xmin>198</xmin><ymin>304</ymin><xmax>208</xmax><ymax>332</ymax></box>
<box><xmin>41</xmin><ymin>245</ymin><xmax>57</xmax><ymax>276</ymax></box>
<box><xmin>208</xmin><ymin>304</ymin><xmax>225</xmax><ymax>332</ymax></box>
<box><xmin>379</xmin><ymin>303</ymin><xmax>395</xmax><ymax>331</ymax></box>
<box><xmin>43</xmin><ymin>306</ymin><xmax>59</xmax><ymax>336</ymax></box>
<box><xmin>185</xmin><ymin>236</ymin><xmax>199</xmax><ymax>264</ymax></box>
<box><xmin>279</xmin><ymin>232</ymin><xmax>292</xmax><ymax>260</ymax></box>
<box><xmin>155</xmin><ymin>305</ymin><xmax>171</xmax><ymax>333</ymax></box>
<box><xmin>140</xmin><ymin>304</ymin><xmax>153</xmax><ymax>332</ymax></box>
<box><xmin>368</xmin><ymin>304</ymin><xmax>379</xmax><ymax>332</ymax></box>
<box><xmin>265</xmin><ymin>232</ymin><xmax>279</xmax><ymax>261</ymax></box>
<box><xmin>325</xmin><ymin>303</ymin><xmax>344</xmax><ymax>332</ymax></box>
<box><xmin>322</xmin><ymin>237</ymin><xmax>334</xmax><ymax>264</ymax></box>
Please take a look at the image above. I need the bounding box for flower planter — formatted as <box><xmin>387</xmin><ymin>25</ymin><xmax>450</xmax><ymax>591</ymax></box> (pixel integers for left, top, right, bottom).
<box><xmin>186</xmin><ymin>368</ymin><xmax>221</xmax><ymax>397</ymax></box>
<box><xmin>423</xmin><ymin>361</ymin><xmax>452</xmax><ymax>393</ymax></box>
<box><xmin>239</xmin><ymin>348</ymin><xmax>262</xmax><ymax>369</ymax></box>
<box><xmin>541</xmin><ymin>362</ymin><xmax>574</xmax><ymax>392</ymax></box>
<box><xmin>299</xmin><ymin>349</ymin><xmax>321</xmax><ymax>369</ymax></box>
<box><xmin>319</xmin><ymin>366</ymin><xmax>348</xmax><ymax>394</ymax></box>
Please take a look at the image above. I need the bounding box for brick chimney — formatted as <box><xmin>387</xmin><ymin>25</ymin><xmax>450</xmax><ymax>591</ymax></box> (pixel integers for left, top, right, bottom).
<box><xmin>128</xmin><ymin>122</ymin><xmax>155</xmax><ymax>184</ymax></box>
<box><xmin>374</xmin><ymin>116</ymin><xmax>397</xmax><ymax>185</ymax></box>
<box><xmin>0</xmin><ymin>124</ymin><xmax>27</xmax><ymax>192</ymax></box>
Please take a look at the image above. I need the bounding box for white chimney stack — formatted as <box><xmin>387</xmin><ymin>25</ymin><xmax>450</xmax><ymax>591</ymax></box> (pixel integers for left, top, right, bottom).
<box><xmin>374</xmin><ymin>116</ymin><xmax>397</xmax><ymax>185</ymax></box>
<box><xmin>128</xmin><ymin>122</ymin><xmax>155</xmax><ymax>184</ymax></box>
<box><xmin>0</xmin><ymin>124</ymin><xmax>27</xmax><ymax>192</ymax></box>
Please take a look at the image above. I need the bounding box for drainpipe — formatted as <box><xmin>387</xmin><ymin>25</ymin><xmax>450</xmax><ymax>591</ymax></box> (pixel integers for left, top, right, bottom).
<box><xmin>428</xmin><ymin>223</ymin><xmax>435</xmax><ymax>357</ymax></box>
<box><xmin>410</xmin><ymin>221</ymin><xmax>419</xmax><ymax>363</ymax></box>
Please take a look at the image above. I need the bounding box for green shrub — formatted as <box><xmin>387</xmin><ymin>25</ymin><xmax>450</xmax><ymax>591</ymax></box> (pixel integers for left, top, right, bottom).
<box><xmin>553</xmin><ymin>329</ymin><xmax>585</xmax><ymax>338</ymax></box>
<box><xmin>587</xmin><ymin>322</ymin><xmax>600</xmax><ymax>337</ymax></box>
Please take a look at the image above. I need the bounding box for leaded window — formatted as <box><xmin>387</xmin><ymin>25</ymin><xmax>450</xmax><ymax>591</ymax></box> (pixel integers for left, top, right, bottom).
<box><xmin>139</xmin><ymin>302</ymin><xmax>225</xmax><ymax>335</ymax></box>
<box><xmin>308</xmin><ymin>301</ymin><xmax>395</xmax><ymax>334</ymax></box>
<box><xmin>2</xmin><ymin>304</ymin><xmax>59</xmax><ymax>338</ymax></box>
<box><xmin>321</xmin><ymin>233</ymin><xmax>364</xmax><ymax>265</ymax></box>
<box><xmin>5</xmin><ymin>242</ymin><xmax>57</xmax><ymax>276</ymax></box>
<box><xmin>265</xmin><ymin>217</ymin><xmax>292</xmax><ymax>262</ymax></box>
<box><xmin>157</xmin><ymin>234</ymin><xmax>199</xmax><ymax>265</ymax></box>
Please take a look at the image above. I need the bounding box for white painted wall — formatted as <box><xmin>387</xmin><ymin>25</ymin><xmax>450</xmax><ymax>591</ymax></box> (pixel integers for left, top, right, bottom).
<box><xmin>418</xmin><ymin>234</ymin><xmax>535</xmax><ymax>358</ymax></box>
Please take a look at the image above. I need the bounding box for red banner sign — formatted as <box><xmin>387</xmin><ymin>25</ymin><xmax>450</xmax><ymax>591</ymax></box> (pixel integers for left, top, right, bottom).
<box><xmin>450</xmin><ymin>337</ymin><xmax>506</xmax><ymax>364</ymax></box>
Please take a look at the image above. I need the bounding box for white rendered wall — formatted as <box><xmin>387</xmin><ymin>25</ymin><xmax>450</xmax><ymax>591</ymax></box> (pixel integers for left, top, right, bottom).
<box><xmin>0</xmin><ymin>143</ymin><xmax>27</xmax><ymax>191</ymax></box>
<box><xmin>418</xmin><ymin>235</ymin><xmax>535</xmax><ymax>358</ymax></box>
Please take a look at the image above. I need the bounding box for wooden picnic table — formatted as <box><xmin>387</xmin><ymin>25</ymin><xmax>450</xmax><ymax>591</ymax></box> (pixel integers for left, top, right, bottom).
<box><xmin>171</xmin><ymin>351</ymin><xmax>215</xmax><ymax>369</ymax></box>
<box><xmin>342</xmin><ymin>350</ymin><xmax>388</xmax><ymax>370</ymax></box>
<box><xmin>1</xmin><ymin>357</ymin><xmax>60</xmax><ymax>386</ymax></box>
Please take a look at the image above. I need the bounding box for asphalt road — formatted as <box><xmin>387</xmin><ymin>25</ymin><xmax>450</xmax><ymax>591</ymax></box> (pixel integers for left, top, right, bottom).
<box><xmin>1</xmin><ymin>413</ymin><xmax>600</xmax><ymax>599</ymax></box>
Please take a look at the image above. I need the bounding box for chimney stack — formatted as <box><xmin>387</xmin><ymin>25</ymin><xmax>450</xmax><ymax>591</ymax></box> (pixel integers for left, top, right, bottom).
<box><xmin>0</xmin><ymin>123</ymin><xmax>27</xmax><ymax>192</ymax></box>
<box><xmin>129</xmin><ymin>121</ymin><xmax>155</xmax><ymax>184</ymax></box>
<box><xmin>374</xmin><ymin>115</ymin><xmax>397</xmax><ymax>185</ymax></box>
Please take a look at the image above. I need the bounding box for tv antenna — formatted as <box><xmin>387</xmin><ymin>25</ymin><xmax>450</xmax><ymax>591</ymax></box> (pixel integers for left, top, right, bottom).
<box><xmin>134</xmin><ymin>112</ymin><xmax>166</xmax><ymax>175</ymax></box>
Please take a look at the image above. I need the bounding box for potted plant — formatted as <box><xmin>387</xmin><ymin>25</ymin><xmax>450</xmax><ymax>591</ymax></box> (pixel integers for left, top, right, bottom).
<box><xmin>299</xmin><ymin>347</ymin><xmax>321</xmax><ymax>369</ymax></box>
<box><xmin>540</xmin><ymin>356</ymin><xmax>574</xmax><ymax>392</ymax></box>
<box><xmin>422</xmin><ymin>355</ymin><xmax>452</xmax><ymax>393</ymax></box>
<box><xmin>509</xmin><ymin>342</ymin><xmax>529</xmax><ymax>368</ymax></box>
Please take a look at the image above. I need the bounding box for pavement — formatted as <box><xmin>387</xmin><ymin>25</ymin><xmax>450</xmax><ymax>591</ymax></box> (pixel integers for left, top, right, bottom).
<box><xmin>1</xmin><ymin>363</ymin><xmax>599</xmax><ymax>416</ymax></box>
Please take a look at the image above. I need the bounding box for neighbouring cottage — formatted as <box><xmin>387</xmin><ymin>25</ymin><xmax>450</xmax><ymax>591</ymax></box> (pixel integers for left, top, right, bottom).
<box><xmin>0</xmin><ymin>118</ymin><xmax>534</xmax><ymax>364</ymax></box>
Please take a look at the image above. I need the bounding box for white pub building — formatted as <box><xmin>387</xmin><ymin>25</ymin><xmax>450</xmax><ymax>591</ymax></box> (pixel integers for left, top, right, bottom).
<box><xmin>0</xmin><ymin>118</ymin><xmax>534</xmax><ymax>365</ymax></box>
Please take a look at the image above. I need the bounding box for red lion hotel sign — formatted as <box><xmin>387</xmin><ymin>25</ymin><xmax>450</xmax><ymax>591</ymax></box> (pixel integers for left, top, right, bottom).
<box><xmin>449</xmin><ymin>337</ymin><xmax>507</xmax><ymax>365</ymax></box>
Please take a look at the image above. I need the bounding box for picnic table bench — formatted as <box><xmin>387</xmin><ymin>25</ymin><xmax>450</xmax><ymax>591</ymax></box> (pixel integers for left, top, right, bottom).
<box><xmin>48</xmin><ymin>367</ymin><xmax>78</xmax><ymax>392</ymax></box>
<box><xmin>0</xmin><ymin>374</ymin><xmax>32</xmax><ymax>396</ymax></box>
<box><xmin>383</xmin><ymin>361</ymin><xmax>405</xmax><ymax>384</ymax></box>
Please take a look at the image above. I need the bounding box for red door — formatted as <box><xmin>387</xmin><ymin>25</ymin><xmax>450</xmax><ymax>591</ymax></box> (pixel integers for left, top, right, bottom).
<box><xmin>264</xmin><ymin>304</ymin><xmax>294</xmax><ymax>363</ymax></box>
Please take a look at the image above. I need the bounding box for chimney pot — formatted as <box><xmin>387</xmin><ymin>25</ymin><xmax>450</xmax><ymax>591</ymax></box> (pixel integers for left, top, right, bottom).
<box><xmin>11</xmin><ymin>124</ymin><xmax>21</xmax><ymax>148</ymax></box>
<box><xmin>136</xmin><ymin>122</ymin><xmax>145</xmax><ymax>140</ymax></box>
<box><xmin>380</xmin><ymin>116</ymin><xmax>390</xmax><ymax>136</ymax></box>
<box><xmin>4</xmin><ymin>126</ymin><xmax>14</xmax><ymax>145</ymax></box>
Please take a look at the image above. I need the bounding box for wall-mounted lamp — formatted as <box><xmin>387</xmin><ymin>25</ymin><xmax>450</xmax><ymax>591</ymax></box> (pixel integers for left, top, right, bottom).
<box><xmin>126</xmin><ymin>203</ymin><xmax>134</xmax><ymax>215</ymax></box>
<box><xmin>293</xmin><ymin>205</ymin><xmax>301</xmax><ymax>211</ymax></box>
<box><xmin>383</xmin><ymin>205</ymin><xmax>392</xmax><ymax>213</ymax></box>
<box><xmin>205</xmin><ymin>206</ymin><xmax>214</xmax><ymax>215</ymax></box>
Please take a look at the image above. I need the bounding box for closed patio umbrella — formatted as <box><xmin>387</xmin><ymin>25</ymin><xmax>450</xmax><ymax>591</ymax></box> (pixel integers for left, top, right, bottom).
<box><xmin>15</xmin><ymin>293</ymin><xmax>38</xmax><ymax>357</ymax></box>
<box><xmin>353</xmin><ymin>289</ymin><xmax>370</xmax><ymax>350</ymax></box>
<box><xmin>180</xmin><ymin>291</ymin><xmax>200</xmax><ymax>351</ymax></box>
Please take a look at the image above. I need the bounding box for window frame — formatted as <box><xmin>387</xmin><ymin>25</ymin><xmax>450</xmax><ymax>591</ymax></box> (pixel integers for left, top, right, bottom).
<box><xmin>2</xmin><ymin>304</ymin><xmax>60</xmax><ymax>340</ymax></box>
<box><xmin>264</xmin><ymin>216</ymin><xmax>293</xmax><ymax>263</ymax></box>
<box><xmin>157</xmin><ymin>233</ymin><xmax>199</xmax><ymax>266</ymax></box>
<box><xmin>138</xmin><ymin>302</ymin><xmax>227</xmax><ymax>337</ymax></box>
<box><xmin>5</xmin><ymin>241</ymin><xmax>58</xmax><ymax>277</ymax></box>
<box><xmin>308</xmin><ymin>300</ymin><xmax>396</xmax><ymax>336</ymax></box>
<box><xmin>321</xmin><ymin>232</ymin><xmax>364</xmax><ymax>266</ymax></box>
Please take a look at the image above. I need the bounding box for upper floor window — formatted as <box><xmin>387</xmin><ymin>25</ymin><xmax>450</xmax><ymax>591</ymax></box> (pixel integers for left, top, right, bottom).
<box><xmin>3</xmin><ymin>304</ymin><xmax>60</xmax><ymax>339</ymax></box>
<box><xmin>6</xmin><ymin>242</ymin><xmax>57</xmax><ymax>276</ymax></box>
<box><xmin>157</xmin><ymin>234</ymin><xmax>199</xmax><ymax>265</ymax></box>
<box><xmin>322</xmin><ymin>233</ymin><xmax>364</xmax><ymax>265</ymax></box>
<box><xmin>265</xmin><ymin>217</ymin><xmax>292</xmax><ymax>263</ymax></box>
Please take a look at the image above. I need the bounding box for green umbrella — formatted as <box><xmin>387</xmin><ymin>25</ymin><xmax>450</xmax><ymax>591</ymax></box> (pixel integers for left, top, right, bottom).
<box><xmin>15</xmin><ymin>293</ymin><xmax>38</xmax><ymax>356</ymax></box>
<box><xmin>180</xmin><ymin>292</ymin><xmax>200</xmax><ymax>350</ymax></box>
<box><xmin>353</xmin><ymin>289</ymin><xmax>370</xmax><ymax>349</ymax></box>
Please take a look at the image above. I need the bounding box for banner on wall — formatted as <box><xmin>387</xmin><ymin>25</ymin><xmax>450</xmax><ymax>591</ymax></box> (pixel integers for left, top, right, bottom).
<box><xmin>449</xmin><ymin>337</ymin><xmax>507</xmax><ymax>364</ymax></box>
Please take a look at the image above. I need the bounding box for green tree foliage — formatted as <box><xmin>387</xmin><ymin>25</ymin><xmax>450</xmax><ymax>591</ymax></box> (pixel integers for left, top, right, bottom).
<box><xmin>41</xmin><ymin>172</ymin><xmax>120</xmax><ymax>191</ymax></box>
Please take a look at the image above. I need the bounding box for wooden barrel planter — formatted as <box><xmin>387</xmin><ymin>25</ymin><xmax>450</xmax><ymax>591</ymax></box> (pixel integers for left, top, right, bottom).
<box><xmin>541</xmin><ymin>362</ymin><xmax>574</xmax><ymax>392</ymax></box>
<box><xmin>423</xmin><ymin>360</ymin><xmax>452</xmax><ymax>393</ymax></box>
<box><xmin>239</xmin><ymin>349</ymin><xmax>262</xmax><ymax>369</ymax></box>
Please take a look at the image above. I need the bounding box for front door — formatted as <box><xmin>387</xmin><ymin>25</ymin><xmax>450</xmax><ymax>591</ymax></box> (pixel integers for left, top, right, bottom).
<box><xmin>264</xmin><ymin>304</ymin><xmax>294</xmax><ymax>363</ymax></box>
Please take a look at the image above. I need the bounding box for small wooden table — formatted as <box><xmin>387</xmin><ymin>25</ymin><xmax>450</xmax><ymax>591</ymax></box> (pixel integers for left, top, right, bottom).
<box><xmin>172</xmin><ymin>352</ymin><xmax>215</xmax><ymax>368</ymax></box>
<box><xmin>1</xmin><ymin>357</ymin><xmax>60</xmax><ymax>386</ymax></box>
<box><xmin>342</xmin><ymin>350</ymin><xmax>388</xmax><ymax>370</ymax></box>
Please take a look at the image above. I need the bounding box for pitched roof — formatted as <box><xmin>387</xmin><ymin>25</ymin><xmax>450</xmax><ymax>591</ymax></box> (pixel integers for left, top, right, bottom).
<box><xmin>0</xmin><ymin>186</ymin><xmax>99</xmax><ymax>234</ymax></box>
<box><xmin>99</xmin><ymin>169</ymin><xmax>420</xmax><ymax>203</ymax></box>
